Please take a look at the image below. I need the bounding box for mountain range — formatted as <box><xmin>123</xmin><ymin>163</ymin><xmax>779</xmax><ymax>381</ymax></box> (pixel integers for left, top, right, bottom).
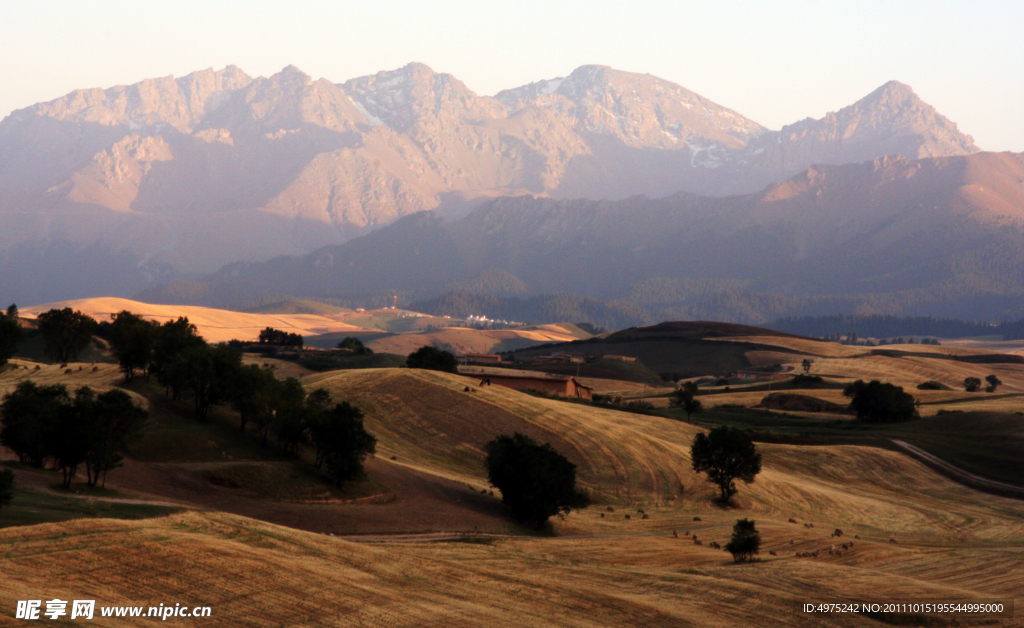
<box><xmin>0</xmin><ymin>62</ymin><xmax>983</xmax><ymax>305</ymax></box>
<box><xmin>139</xmin><ymin>151</ymin><xmax>1024</xmax><ymax>325</ymax></box>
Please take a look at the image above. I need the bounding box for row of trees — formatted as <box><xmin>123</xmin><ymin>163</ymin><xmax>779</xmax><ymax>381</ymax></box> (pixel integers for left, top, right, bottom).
<box><xmin>231</xmin><ymin>366</ymin><xmax>376</xmax><ymax>485</ymax></box>
<box><xmin>258</xmin><ymin>327</ymin><xmax>303</xmax><ymax>347</ymax></box>
<box><xmin>30</xmin><ymin>309</ymin><xmax>377</xmax><ymax>487</ymax></box>
<box><xmin>0</xmin><ymin>382</ymin><xmax>147</xmax><ymax>487</ymax></box>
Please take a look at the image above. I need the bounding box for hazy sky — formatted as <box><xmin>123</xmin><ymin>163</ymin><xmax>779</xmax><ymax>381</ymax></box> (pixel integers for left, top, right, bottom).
<box><xmin>2</xmin><ymin>0</ymin><xmax>1021</xmax><ymax>150</ymax></box>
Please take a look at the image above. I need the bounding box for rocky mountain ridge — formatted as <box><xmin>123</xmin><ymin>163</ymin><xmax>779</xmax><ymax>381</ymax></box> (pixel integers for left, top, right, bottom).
<box><xmin>0</xmin><ymin>63</ymin><xmax>982</xmax><ymax>304</ymax></box>
<box><xmin>138</xmin><ymin>151</ymin><xmax>1024</xmax><ymax>324</ymax></box>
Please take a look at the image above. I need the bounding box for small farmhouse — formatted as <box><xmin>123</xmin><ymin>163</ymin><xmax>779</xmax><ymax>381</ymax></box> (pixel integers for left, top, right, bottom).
<box><xmin>476</xmin><ymin>373</ymin><xmax>593</xmax><ymax>399</ymax></box>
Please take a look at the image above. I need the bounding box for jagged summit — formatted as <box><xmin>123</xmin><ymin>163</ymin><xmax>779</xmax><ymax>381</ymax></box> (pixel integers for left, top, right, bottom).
<box><xmin>342</xmin><ymin>62</ymin><xmax>504</xmax><ymax>132</ymax></box>
<box><xmin>0</xmin><ymin>63</ymin><xmax>994</xmax><ymax>304</ymax></box>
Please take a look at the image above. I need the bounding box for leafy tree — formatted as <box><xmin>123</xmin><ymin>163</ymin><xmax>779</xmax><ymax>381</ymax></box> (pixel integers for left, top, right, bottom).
<box><xmin>406</xmin><ymin>346</ymin><xmax>459</xmax><ymax>373</ymax></box>
<box><xmin>338</xmin><ymin>337</ymin><xmax>372</xmax><ymax>355</ymax></box>
<box><xmin>82</xmin><ymin>388</ymin><xmax>147</xmax><ymax>487</ymax></box>
<box><xmin>963</xmin><ymin>377</ymin><xmax>982</xmax><ymax>393</ymax></box>
<box><xmin>801</xmin><ymin>358</ymin><xmax>813</xmax><ymax>374</ymax></box>
<box><xmin>724</xmin><ymin>518</ymin><xmax>761</xmax><ymax>562</ymax></box>
<box><xmin>258</xmin><ymin>327</ymin><xmax>303</xmax><ymax>347</ymax></box>
<box><xmin>152</xmin><ymin>317</ymin><xmax>205</xmax><ymax>400</ymax></box>
<box><xmin>842</xmin><ymin>380</ymin><xmax>918</xmax><ymax>423</ymax></box>
<box><xmin>985</xmin><ymin>374</ymin><xmax>1002</xmax><ymax>393</ymax></box>
<box><xmin>0</xmin><ymin>468</ymin><xmax>14</xmax><ymax>512</ymax></box>
<box><xmin>230</xmin><ymin>364</ymin><xmax>280</xmax><ymax>436</ymax></box>
<box><xmin>37</xmin><ymin>308</ymin><xmax>98</xmax><ymax>363</ymax></box>
<box><xmin>272</xmin><ymin>378</ymin><xmax>308</xmax><ymax>457</ymax></box>
<box><xmin>5</xmin><ymin>304</ymin><xmax>18</xmax><ymax>318</ymax></box>
<box><xmin>0</xmin><ymin>381</ymin><xmax>70</xmax><ymax>467</ymax></box>
<box><xmin>108</xmin><ymin>311</ymin><xmax>159</xmax><ymax>381</ymax></box>
<box><xmin>484</xmin><ymin>433</ymin><xmax>589</xmax><ymax>529</ymax></box>
<box><xmin>308</xmin><ymin>401</ymin><xmax>376</xmax><ymax>486</ymax></box>
<box><xmin>691</xmin><ymin>426</ymin><xmax>762</xmax><ymax>501</ymax></box>
<box><xmin>49</xmin><ymin>388</ymin><xmax>91</xmax><ymax>487</ymax></box>
<box><xmin>672</xmin><ymin>381</ymin><xmax>703</xmax><ymax>420</ymax></box>
<box><xmin>180</xmin><ymin>345</ymin><xmax>243</xmax><ymax>420</ymax></box>
<box><xmin>0</xmin><ymin>311</ymin><xmax>23</xmax><ymax>367</ymax></box>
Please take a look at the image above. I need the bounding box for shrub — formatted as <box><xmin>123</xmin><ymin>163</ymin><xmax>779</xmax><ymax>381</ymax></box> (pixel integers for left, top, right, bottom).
<box><xmin>916</xmin><ymin>381</ymin><xmax>949</xmax><ymax>391</ymax></box>
<box><xmin>842</xmin><ymin>380</ymin><xmax>918</xmax><ymax>423</ymax></box>
<box><xmin>791</xmin><ymin>374</ymin><xmax>823</xmax><ymax>387</ymax></box>
<box><xmin>725</xmin><ymin>518</ymin><xmax>760</xmax><ymax>562</ymax></box>
<box><xmin>406</xmin><ymin>346</ymin><xmax>458</xmax><ymax>373</ymax></box>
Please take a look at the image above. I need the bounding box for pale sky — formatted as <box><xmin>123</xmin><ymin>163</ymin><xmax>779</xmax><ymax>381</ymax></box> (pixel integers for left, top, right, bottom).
<box><xmin>1</xmin><ymin>0</ymin><xmax>1021</xmax><ymax>150</ymax></box>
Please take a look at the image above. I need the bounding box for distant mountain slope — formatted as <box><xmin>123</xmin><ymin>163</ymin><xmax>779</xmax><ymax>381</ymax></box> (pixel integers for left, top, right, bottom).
<box><xmin>139</xmin><ymin>151</ymin><xmax>1024</xmax><ymax>324</ymax></box>
<box><xmin>0</xmin><ymin>64</ymin><xmax>981</xmax><ymax>303</ymax></box>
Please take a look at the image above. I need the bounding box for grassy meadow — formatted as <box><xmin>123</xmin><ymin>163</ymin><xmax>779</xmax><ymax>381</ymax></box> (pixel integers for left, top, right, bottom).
<box><xmin>1</xmin><ymin>326</ymin><xmax>1023</xmax><ymax>626</ymax></box>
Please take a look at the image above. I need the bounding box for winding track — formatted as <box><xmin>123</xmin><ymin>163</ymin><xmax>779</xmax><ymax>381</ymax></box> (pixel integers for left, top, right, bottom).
<box><xmin>890</xmin><ymin>439</ymin><xmax>1024</xmax><ymax>497</ymax></box>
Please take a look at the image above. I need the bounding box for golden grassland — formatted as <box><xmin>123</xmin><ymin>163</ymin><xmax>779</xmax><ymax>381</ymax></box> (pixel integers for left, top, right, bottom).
<box><xmin>0</xmin><ymin>360</ymin><xmax>149</xmax><ymax>409</ymax></box>
<box><xmin>3</xmin><ymin>339</ymin><xmax>1024</xmax><ymax>625</ymax></box>
<box><xmin>21</xmin><ymin>297</ymin><xmax>370</xmax><ymax>344</ymax></box>
<box><xmin>702</xmin><ymin>335</ymin><xmax>1024</xmax><ymax>415</ymax></box>
<box><xmin>2</xmin><ymin>449</ymin><xmax>1022</xmax><ymax>627</ymax></box>
<box><xmin>364</xmin><ymin>324</ymin><xmax>587</xmax><ymax>356</ymax></box>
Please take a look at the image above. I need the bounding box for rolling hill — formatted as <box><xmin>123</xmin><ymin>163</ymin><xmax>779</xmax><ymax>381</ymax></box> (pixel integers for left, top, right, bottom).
<box><xmin>20</xmin><ymin>297</ymin><xmax>370</xmax><ymax>343</ymax></box>
<box><xmin>3</xmin><ymin>358</ymin><xmax>1023</xmax><ymax>626</ymax></box>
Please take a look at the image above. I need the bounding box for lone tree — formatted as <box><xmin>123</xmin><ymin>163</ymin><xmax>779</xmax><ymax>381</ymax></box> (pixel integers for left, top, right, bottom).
<box><xmin>672</xmin><ymin>381</ymin><xmax>703</xmax><ymax>421</ymax></box>
<box><xmin>37</xmin><ymin>308</ymin><xmax>98</xmax><ymax>363</ymax></box>
<box><xmin>801</xmin><ymin>358</ymin><xmax>813</xmax><ymax>374</ymax></box>
<box><xmin>842</xmin><ymin>380</ymin><xmax>918</xmax><ymax>423</ymax></box>
<box><xmin>985</xmin><ymin>374</ymin><xmax>1002</xmax><ymax>393</ymax></box>
<box><xmin>0</xmin><ymin>310</ymin><xmax>23</xmax><ymax>367</ymax></box>
<box><xmin>406</xmin><ymin>345</ymin><xmax>459</xmax><ymax>373</ymax></box>
<box><xmin>0</xmin><ymin>468</ymin><xmax>14</xmax><ymax>513</ymax></box>
<box><xmin>964</xmin><ymin>377</ymin><xmax>982</xmax><ymax>392</ymax></box>
<box><xmin>485</xmin><ymin>433</ymin><xmax>589</xmax><ymax>529</ymax></box>
<box><xmin>691</xmin><ymin>426</ymin><xmax>762</xmax><ymax>502</ymax></box>
<box><xmin>724</xmin><ymin>518</ymin><xmax>761</xmax><ymax>562</ymax></box>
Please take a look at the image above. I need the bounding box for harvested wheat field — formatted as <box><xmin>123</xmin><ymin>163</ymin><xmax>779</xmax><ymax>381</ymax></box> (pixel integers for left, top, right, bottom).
<box><xmin>0</xmin><ymin>359</ymin><xmax>148</xmax><ymax>407</ymax></box>
<box><xmin>22</xmin><ymin>297</ymin><xmax>370</xmax><ymax>343</ymax></box>
<box><xmin>0</xmin><ymin>502</ymin><xmax>1020</xmax><ymax>627</ymax></box>
<box><xmin>3</xmin><ymin>364</ymin><xmax>1024</xmax><ymax>625</ymax></box>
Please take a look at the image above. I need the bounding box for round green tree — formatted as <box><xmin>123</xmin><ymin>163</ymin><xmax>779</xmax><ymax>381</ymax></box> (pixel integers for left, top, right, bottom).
<box><xmin>406</xmin><ymin>346</ymin><xmax>458</xmax><ymax>373</ymax></box>
<box><xmin>485</xmin><ymin>433</ymin><xmax>589</xmax><ymax>529</ymax></box>
<box><xmin>691</xmin><ymin>426</ymin><xmax>762</xmax><ymax>501</ymax></box>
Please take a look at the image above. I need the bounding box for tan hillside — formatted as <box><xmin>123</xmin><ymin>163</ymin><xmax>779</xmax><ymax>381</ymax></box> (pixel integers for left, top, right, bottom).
<box><xmin>3</xmin><ymin>358</ymin><xmax>1024</xmax><ymax>625</ymax></box>
<box><xmin>1</xmin><ymin>507</ymin><xmax>1020</xmax><ymax>628</ymax></box>
<box><xmin>21</xmin><ymin>297</ymin><xmax>369</xmax><ymax>343</ymax></box>
<box><xmin>364</xmin><ymin>324</ymin><xmax>586</xmax><ymax>356</ymax></box>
